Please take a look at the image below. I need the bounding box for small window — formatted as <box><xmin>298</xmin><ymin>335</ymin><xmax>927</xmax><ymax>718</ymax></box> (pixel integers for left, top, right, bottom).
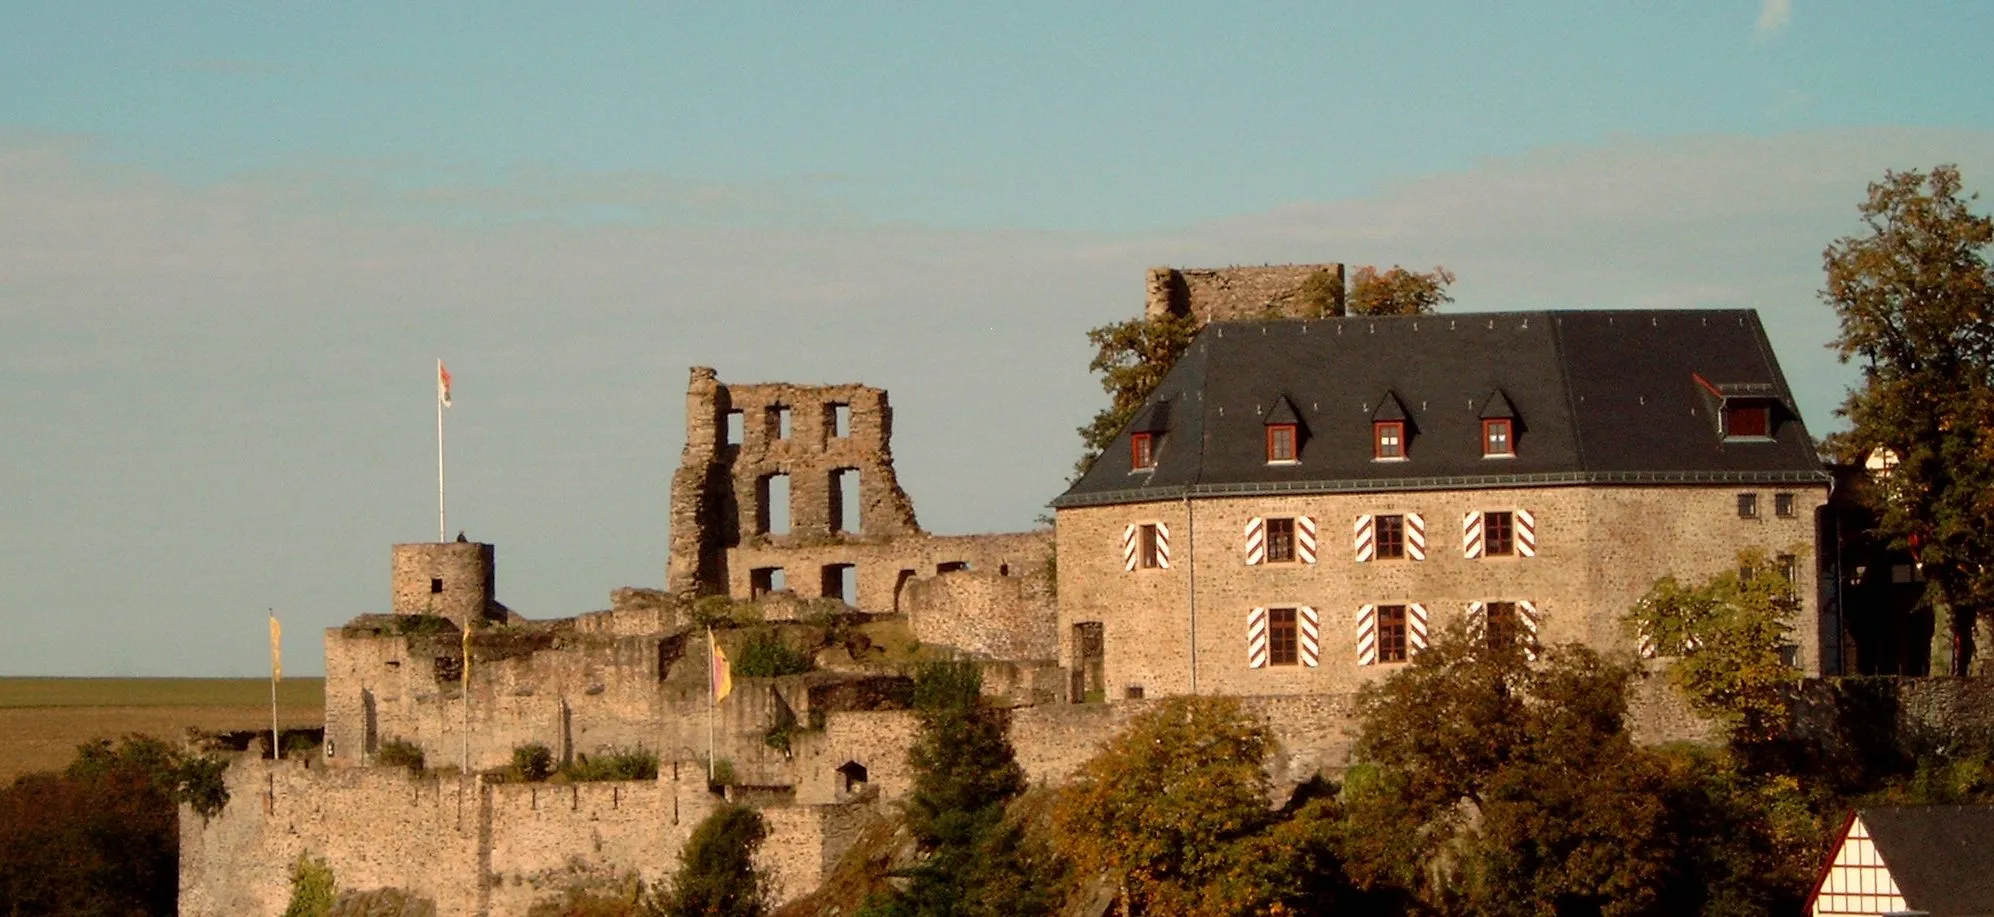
<box><xmin>1264</xmin><ymin>518</ymin><xmax>1297</xmax><ymax>563</ymax></box>
<box><xmin>1483</xmin><ymin>602</ymin><xmax>1520</xmax><ymax>649</ymax></box>
<box><xmin>1774</xmin><ymin>493</ymin><xmax>1797</xmax><ymax>518</ymax></box>
<box><xmin>1374</xmin><ymin>515</ymin><xmax>1406</xmax><ymax>560</ymax></box>
<box><xmin>1267</xmin><ymin>608</ymin><xmax>1299</xmax><ymax>666</ymax></box>
<box><xmin>1374</xmin><ymin>421</ymin><xmax>1405</xmax><ymax>460</ymax></box>
<box><xmin>1124</xmin><ymin>685</ymin><xmax>1144</xmax><ymax>700</ymax></box>
<box><xmin>1777</xmin><ymin>554</ymin><xmax>1798</xmax><ymax>587</ymax></box>
<box><xmin>1377</xmin><ymin>605</ymin><xmax>1409</xmax><ymax>663</ymax></box>
<box><xmin>1737</xmin><ymin>493</ymin><xmax>1759</xmax><ymax>519</ymax></box>
<box><xmin>1483</xmin><ymin>511</ymin><xmax>1515</xmax><ymax>556</ymax></box>
<box><xmin>430</xmin><ymin>577</ymin><xmax>444</xmax><ymax>594</ymax></box>
<box><xmin>936</xmin><ymin>561</ymin><xmax>969</xmax><ymax>574</ymax></box>
<box><xmin>766</xmin><ymin>405</ymin><xmax>793</xmax><ymax>441</ymax></box>
<box><xmin>1724</xmin><ymin>403</ymin><xmax>1770</xmax><ymax>439</ymax></box>
<box><xmin>1131</xmin><ymin>433</ymin><xmax>1156</xmax><ymax>471</ymax></box>
<box><xmin>724</xmin><ymin>410</ymin><xmax>745</xmax><ymax>445</ymax></box>
<box><xmin>829</xmin><ymin>403</ymin><xmax>851</xmax><ymax>438</ymax></box>
<box><xmin>1137</xmin><ymin>524</ymin><xmax>1161</xmax><ymax>569</ymax></box>
<box><xmin>1483</xmin><ymin>419</ymin><xmax>1514</xmax><ymax>457</ymax></box>
<box><xmin>1266</xmin><ymin>424</ymin><xmax>1297</xmax><ymax>463</ymax></box>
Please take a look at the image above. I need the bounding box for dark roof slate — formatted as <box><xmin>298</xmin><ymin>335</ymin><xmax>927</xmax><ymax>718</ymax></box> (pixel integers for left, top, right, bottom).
<box><xmin>1055</xmin><ymin>310</ymin><xmax>1827</xmax><ymax>508</ymax></box>
<box><xmin>1861</xmin><ymin>805</ymin><xmax>1994</xmax><ymax>916</ymax></box>
<box><xmin>1264</xmin><ymin>395</ymin><xmax>1301</xmax><ymax>427</ymax></box>
<box><xmin>1479</xmin><ymin>389</ymin><xmax>1517</xmax><ymax>420</ymax></box>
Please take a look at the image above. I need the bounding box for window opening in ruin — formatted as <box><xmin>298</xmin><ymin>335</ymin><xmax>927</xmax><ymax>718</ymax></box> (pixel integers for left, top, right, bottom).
<box><xmin>1375</xmin><ymin>515</ymin><xmax>1406</xmax><ymax>559</ymax></box>
<box><xmin>999</xmin><ymin>563</ymin><xmax>1010</xmax><ymax>576</ymax></box>
<box><xmin>766</xmin><ymin>405</ymin><xmax>793</xmax><ymax>440</ymax></box>
<box><xmin>725</xmin><ymin>410</ymin><xmax>745</xmax><ymax>445</ymax></box>
<box><xmin>430</xmin><ymin>577</ymin><xmax>444</xmax><ymax>594</ymax></box>
<box><xmin>893</xmin><ymin>569</ymin><xmax>915</xmax><ymax>613</ymax></box>
<box><xmin>1264</xmin><ymin>518</ymin><xmax>1297</xmax><ymax>563</ymax></box>
<box><xmin>434</xmin><ymin>655</ymin><xmax>463</xmax><ymax>682</ymax></box>
<box><xmin>821</xmin><ymin>563</ymin><xmax>858</xmax><ymax>607</ymax></box>
<box><xmin>1267</xmin><ymin>608</ymin><xmax>1299</xmax><ymax>665</ymax></box>
<box><xmin>828</xmin><ymin>403</ymin><xmax>851</xmax><ymax>439</ymax></box>
<box><xmin>758</xmin><ymin>473</ymin><xmax>792</xmax><ymax>535</ymax></box>
<box><xmin>1125</xmin><ymin>685</ymin><xmax>1145</xmax><ymax>699</ymax></box>
<box><xmin>836</xmin><ymin>760</ymin><xmax>869</xmax><ymax>796</ymax></box>
<box><xmin>1483</xmin><ymin>511</ymin><xmax>1515</xmax><ymax>556</ymax></box>
<box><xmin>937</xmin><ymin>561</ymin><xmax>969</xmax><ymax>574</ymax></box>
<box><xmin>751</xmin><ymin>567</ymin><xmax>787</xmax><ymax>598</ymax></box>
<box><xmin>1377</xmin><ymin>605</ymin><xmax>1409</xmax><ymax>663</ymax></box>
<box><xmin>830</xmin><ymin>468</ymin><xmax>861</xmax><ymax>533</ymax></box>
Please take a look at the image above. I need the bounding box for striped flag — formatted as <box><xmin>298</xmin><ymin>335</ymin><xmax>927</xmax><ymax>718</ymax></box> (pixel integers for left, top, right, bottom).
<box><xmin>709</xmin><ymin>629</ymin><xmax>732</xmax><ymax>703</ymax></box>
<box><xmin>268</xmin><ymin>613</ymin><xmax>282</xmax><ymax>682</ymax></box>
<box><xmin>438</xmin><ymin>359</ymin><xmax>453</xmax><ymax>408</ymax></box>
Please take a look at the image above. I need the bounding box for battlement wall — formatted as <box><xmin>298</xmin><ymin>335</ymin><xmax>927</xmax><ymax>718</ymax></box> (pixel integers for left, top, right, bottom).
<box><xmin>1145</xmin><ymin>263</ymin><xmax>1346</xmax><ymax>323</ymax></box>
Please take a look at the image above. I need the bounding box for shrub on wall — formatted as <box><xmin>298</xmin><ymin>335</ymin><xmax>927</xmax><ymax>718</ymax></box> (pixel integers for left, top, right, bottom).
<box><xmin>281</xmin><ymin>854</ymin><xmax>337</xmax><ymax>917</ymax></box>
<box><xmin>560</xmin><ymin>748</ymin><xmax>658</xmax><ymax>783</ymax></box>
<box><xmin>376</xmin><ymin>739</ymin><xmax>425</xmax><ymax>772</ymax></box>
<box><xmin>511</xmin><ymin>743</ymin><xmax>556</xmax><ymax>782</ymax></box>
<box><xmin>733</xmin><ymin>629</ymin><xmax>812</xmax><ymax>678</ymax></box>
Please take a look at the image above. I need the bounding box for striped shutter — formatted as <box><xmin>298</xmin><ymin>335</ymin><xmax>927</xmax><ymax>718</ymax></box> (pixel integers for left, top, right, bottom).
<box><xmin>1408</xmin><ymin>603</ymin><xmax>1429</xmax><ymax>654</ymax></box>
<box><xmin>1244</xmin><ymin>517</ymin><xmax>1266</xmax><ymax>565</ymax></box>
<box><xmin>1154</xmin><ymin>522</ymin><xmax>1172</xmax><ymax>569</ymax></box>
<box><xmin>1406</xmin><ymin>513</ymin><xmax>1427</xmax><ymax>561</ymax></box>
<box><xmin>1355</xmin><ymin>604</ymin><xmax>1378</xmax><ymax>665</ymax></box>
<box><xmin>1462</xmin><ymin>511</ymin><xmax>1484</xmax><ymax>558</ymax></box>
<box><xmin>1296</xmin><ymin>516</ymin><xmax>1318</xmax><ymax>564</ymax></box>
<box><xmin>1247</xmin><ymin>607</ymin><xmax>1269</xmax><ymax>668</ymax></box>
<box><xmin>1518</xmin><ymin>600</ymin><xmax>1543</xmax><ymax>660</ymax></box>
<box><xmin>1299</xmin><ymin>606</ymin><xmax>1320</xmax><ymax>666</ymax></box>
<box><xmin>1516</xmin><ymin>509</ymin><xmax>1537</xmax><ymax>557</ymax></box>
<box><xmin>1121</xmin><ymin>524</ymin><xmax>1138</xmax><ymax>572</ymax></box>
<box><xmin>1466</xmin><ymin>601</ymin><xmax>1487</xmax><ymax>641</ymax></box>
<box><xmin>1353</xmin><ymin>515</ymin><xmax>1375</xmax><ymax>562</ymax></box>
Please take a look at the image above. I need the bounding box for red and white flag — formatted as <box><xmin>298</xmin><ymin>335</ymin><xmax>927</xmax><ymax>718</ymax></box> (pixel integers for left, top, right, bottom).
<box><xmin>438</xmin><ymin>359</ymin><xmax>453</xmax><ymax>408</ymax></box>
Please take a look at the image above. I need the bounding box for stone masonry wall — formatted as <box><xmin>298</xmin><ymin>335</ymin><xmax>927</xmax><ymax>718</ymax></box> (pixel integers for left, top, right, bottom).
<box><xmin>391</xmin><ymin>542</ymin><xmax>498</xmax><ymax>626</ymax></box>
<box><xmin>1145</xmin><ymin>264</ymin><xmax>1347</xmax><ymax>323</ymax></box>
<box><xmin>1055</xmin><ymin>483</ymin><xmax>1827</xmax><ymax>700</ymax></box>
<box><xmin>894</xmin><ymin>559</ymin><xmax>1058</xmax><ymax>660</ymax></box>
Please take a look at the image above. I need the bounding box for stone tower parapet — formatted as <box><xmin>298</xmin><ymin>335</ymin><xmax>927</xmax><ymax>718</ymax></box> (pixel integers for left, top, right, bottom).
<box><xmin>390</xmin><ymin>541</ymin><xmax>499</xmax><ymax>626</ymax></box>
<box><xmin>1144</xmin><ymin>263</ymin><xmax>1347</xmax><ymax>323</ymax></box>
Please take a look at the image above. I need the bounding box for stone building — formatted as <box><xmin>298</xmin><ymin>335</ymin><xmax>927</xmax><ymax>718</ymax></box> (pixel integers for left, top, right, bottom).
<box><xmin>1052</xmin><ymin>309</ymin><xmax>1831</xmax><ymax>700</ymax></box>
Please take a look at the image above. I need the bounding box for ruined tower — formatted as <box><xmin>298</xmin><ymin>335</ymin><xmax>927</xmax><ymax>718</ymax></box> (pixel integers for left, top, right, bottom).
<box><xmin>390</xmin><ymin>541</ymin><xmax>500</xmax><ymax>627</ymax></box>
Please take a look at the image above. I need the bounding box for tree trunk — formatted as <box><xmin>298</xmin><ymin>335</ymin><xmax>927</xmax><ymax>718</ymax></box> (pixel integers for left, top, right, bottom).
<box><xmin>1973</xmin><ymin>607</ymin><xmax>1994</xmax><ymax>677</ymax></box>
<box><xmin>1930</xmin><ymin>598</ymin><xmax>1956</xmax><ymax>676</ymax></box>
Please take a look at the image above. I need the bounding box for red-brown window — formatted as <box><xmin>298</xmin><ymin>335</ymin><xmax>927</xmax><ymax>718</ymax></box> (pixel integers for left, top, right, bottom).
<box><xmin>1267</xmin><ymin>424</ymin><xmax>1297</xmax><ymax>463</ymax></box>
<box><xmin>1137</xmin><ymin>524</ymin><xmax>1160</xmax><ymax>569</ymax></box>
<box><xmin>1725</xmin><ymin>403</ymin><xmax>1770</xmax><ymax>438</ymax></box>
<box><xmin>1375</xmin><ymin>515</ymin><xmax>1406</xmax><ymax>559</ymax></box>
<box><xmin>1264</xmin><ymin>518</ymin><xmax>1297</xmax><ymax>563</ymax></box>
<box><xmin>1483</xmin><ymin>419</ymin><xmax>1514</xmax><ymax>456</ymax></box>
<box><xmin>1483</xmin><ymin>511</ymin><xmax>1515</xmax><ymax>556</ymax></box>
<box><xmin>1131</xmin><ymin>433</ymin><xmax>1155</xmax><ymax>470</ymax></box>
<box><xmin>1267</xmin><ymin>608</ymin><xmax>1299</xmax><ymax>665</ymax></box>
<box><xmin>1377</xmin><ymin>605</ymin><xmax>1409</xmax><ymax>663</ymax></box>
<box><xmin>1483</xmin><ymin>601</ymin><xmax>1520</xmax><ymax>648</ymax></box>
<box><xmin>1374</xmin><ymin>421</ymin><xmax>1405</xmax><ymax>459</ymax></box>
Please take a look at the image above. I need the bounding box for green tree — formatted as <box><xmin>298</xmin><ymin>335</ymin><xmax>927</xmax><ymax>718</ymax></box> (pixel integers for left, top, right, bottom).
<box><xmin>1050</xmin><ymin>696</ymin><xmax>1346</xmax><ymax>915</ymax></box>
<box><xmin>1624</xmin><ymin>550</ymin><xmax>1803</xmax><ymax>744</ymax></box>
<box><xmin>1823</xmin><ymin>165</ymin><xmax>1994</xmax><ymax>674</ymax></box>
<box><xmin>653</xmin><ymin>804</ymin><xmax>772</xmax><ymax>917</ymax></box>
<box><xmin>282</xmin><ymin>854</ymin><xmax>337</xmax><ymax>917</ymax></box>
<box><xmin>1347</xmin><ymin>265</ymin><xmax>1456</xmax><ymax>316</ymax></box>
<box><xmin>1074</xmin><ymin>312</ymin><xmax>1200</xmax><ymax>476</ymax></box>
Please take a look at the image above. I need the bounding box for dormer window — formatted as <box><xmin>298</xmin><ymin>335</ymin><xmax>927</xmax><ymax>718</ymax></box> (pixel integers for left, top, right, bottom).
<box><xmin>1130</xmin><ymin>433</ymin><xmax>1156</xmax><ymax>471</ymax></box>
<box><xmin>1483</xmin><ymin>419</ymin><xmax>1513</xmax><ymax>457</ymax></box>
<box><xmin>1724</xmin><ymin>402</ymin><xmax>1771</xmax><ymax>439</ymax></box>
<box><xmin>1267</xmin><ymin>424</ymin><xmax>1297</xmax><ymax>463</ymax></box>
<box><xmin>1374</xmin><ymin>421</ymin><xmax>1405</xmax><ymax>460</ymax></box>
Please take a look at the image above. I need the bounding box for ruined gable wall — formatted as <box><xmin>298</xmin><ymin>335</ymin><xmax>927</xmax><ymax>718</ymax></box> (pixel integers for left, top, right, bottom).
<box><xmin>729</xmin><ymin>530</ymin><xmax>1052</xmax><ymax>615</ymax></box>
<box><xmin>902</xmin><ymin>565</ymin><xmax>1058</xmax><ymax>660</ymax></box>
<box><xmin>1145</xmin><ymin>264</ymin><xmax>1346</xmax><ymax>323</ymax></box>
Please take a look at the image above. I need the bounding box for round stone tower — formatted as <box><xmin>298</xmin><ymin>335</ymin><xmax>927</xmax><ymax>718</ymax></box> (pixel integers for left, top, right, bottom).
<box><xmin>390</xmin><ymin>540</ymin><xmax>499</xmax><ymax>626</ymax></box>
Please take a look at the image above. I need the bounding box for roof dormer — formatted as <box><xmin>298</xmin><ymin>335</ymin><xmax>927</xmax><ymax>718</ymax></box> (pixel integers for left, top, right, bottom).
<box><xmin>1127</xmin><ymin>399</ymin><xmax>1172</xmax><ymax>472</ymax></box>
<box><xmin>1479</xmin><ymin>389</ymin><xmax>1518</xmax><ymax>458</ymax></box>
<box><xmin>1372</xmin><ymin>392</ymin><xmax>1411</xmax><ymax>461</ymax></box>
<box><xmin>1264</xmin><ymin>395</ymin><xmax>1303</xmax><ymax>464</ymax></box>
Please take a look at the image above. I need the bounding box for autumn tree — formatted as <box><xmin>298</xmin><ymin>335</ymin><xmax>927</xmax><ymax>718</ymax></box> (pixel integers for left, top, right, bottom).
<box><xmin>1625</xmin><ymin>549</ymin><xmax>1804</xmax><ymax>745</ymax></box>
<box><xmin>1823</xmin><ymin>165</ymin><xmax>1994</xmax><ymax>674</ymax></box>
<box><xmin>653</xmin><ymin>804</ymin><xmax>772</xmax><ymax>917</ymax></box>
<box><xmin>1347</xmin><ymin>265</ymin><xmax>1456</xmax><ymax>316</ymax></box>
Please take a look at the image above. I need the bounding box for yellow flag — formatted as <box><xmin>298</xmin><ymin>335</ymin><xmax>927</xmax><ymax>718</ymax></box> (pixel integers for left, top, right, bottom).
<box><xmin>462</xmin><ymin>621</ymin><xmax>472</xmax><ymax>685</ymax></box>
<box><xmin>268</xmin><ymin>613</ymin><xmax>282</xmax><ymax>682</ymax></box>
<box><xmin>709</xmin><ymin>630</ymin><xmax>732</xmax><ymax>703</ymax></box>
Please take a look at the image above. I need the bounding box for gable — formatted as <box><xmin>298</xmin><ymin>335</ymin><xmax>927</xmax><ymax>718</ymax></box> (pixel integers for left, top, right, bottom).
<box><xmin>1811</xmin><ymin>813</ymin><xmax>1909</xmax><ymax>916</ymax></box>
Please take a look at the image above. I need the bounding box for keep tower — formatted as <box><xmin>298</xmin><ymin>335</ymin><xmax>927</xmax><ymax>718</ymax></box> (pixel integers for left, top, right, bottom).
<box><xmin>390</xmin><ymin>540</ymin><xmax>501</xmax><ymax>627</ymax></box>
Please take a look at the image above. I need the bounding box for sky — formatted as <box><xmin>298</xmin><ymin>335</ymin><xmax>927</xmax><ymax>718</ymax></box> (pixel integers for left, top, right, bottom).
<box><xmin>4</xmin><ymin>2</ymin><xmax>1993</xmax><ymax>676</ymax></box>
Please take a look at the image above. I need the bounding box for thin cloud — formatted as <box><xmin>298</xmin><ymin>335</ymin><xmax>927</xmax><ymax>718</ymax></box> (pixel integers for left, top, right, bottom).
<box><xmin>1757</xmin><ymin>0</ymin><xmax>1792</xmax><ymax>35</ymax></box>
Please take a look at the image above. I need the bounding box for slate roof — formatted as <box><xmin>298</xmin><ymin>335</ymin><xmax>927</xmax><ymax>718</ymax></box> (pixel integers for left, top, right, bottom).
<box><xmin>1859</xmin><ymin>805</ymin><xmax>1994</xmax><ymax>916</ymax></box>
<box><xmin>1054</xmin><ymin>310</ymin><xmax>1829</xmax><ymax>508</ymax></box>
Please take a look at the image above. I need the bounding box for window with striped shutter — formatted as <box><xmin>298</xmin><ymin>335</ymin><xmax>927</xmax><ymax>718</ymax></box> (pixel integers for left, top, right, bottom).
<box><xmin>1463</xmin><ymin>509</ymin><xmax>1536</xmax><ymax>558</ymax></box>
<box><xmin>1246</xmin><ymin>516</ymin><xmax>1317</xmax><ymax>565</ymax></box>
<box><xmin>1298</xmin><ymin>606</ymin><xmax>1320</xmax><ymax>667</ymax></box>
<box><xmin>1358</xmin><ymin>603</ymin><xmax>1428</xmax><ymax>665</ymax></box>
<box><xmin>1357</xmin><ymin>514</ymin><xmax>1426</xmax><ymax>562</ymax></box>
<box><xmin>1248</xmin><ymin>606</ymin><xmax>1317</xmax><ymax>667</ymax></box>
<box><xmin>1122</xmin><ymin>522</ymin><xmax>1172</xmax><ymax>571</ymax></box>
<box><xmin>1247</xmin><ymin>607</ymin><xmax>1269</xmax><ymax>668</ymax></box>
<box><xmin>1467</xmin><ymin>600</ymin><xmax>1544</xmax><ymax>660</ymax></box>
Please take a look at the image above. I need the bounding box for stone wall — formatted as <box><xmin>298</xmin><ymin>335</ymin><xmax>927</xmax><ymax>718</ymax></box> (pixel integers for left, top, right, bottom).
<box><xmin>1145</xmin><ymin>264</ymin><xmax>1346</xmax><ymax>323</ymax></box>
<box><xmin>726</xmin><ymin>530</ymin><xmax>1052</xmax><ymax>616</ymax></box>
<box><xmin>391</xmin><ymin>542</ymin><xmax>499</xmax><ymax>626</ymax></box>
<box><xmin>1055</xmin><ymin>483</ymin><xmax>1828</xmax><ymax>700</ymax></box>
<box><xmin>902</xmin><ymin>564</ymin><xmax>1058</xmax><ymax>660</ymax></box>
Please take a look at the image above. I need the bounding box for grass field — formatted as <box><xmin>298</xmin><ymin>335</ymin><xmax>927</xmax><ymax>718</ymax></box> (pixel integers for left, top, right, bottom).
<box><xmin>0</xmin><ymin>678</ymin><xmax>325</xmax><ymax>783</ymax></box>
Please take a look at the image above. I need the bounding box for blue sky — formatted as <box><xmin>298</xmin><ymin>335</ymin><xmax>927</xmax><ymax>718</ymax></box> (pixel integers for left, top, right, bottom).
<box><xmin>4</xmin><ymin>2</ymin><xmax>1993</xmax><ymax>675</ymax></box>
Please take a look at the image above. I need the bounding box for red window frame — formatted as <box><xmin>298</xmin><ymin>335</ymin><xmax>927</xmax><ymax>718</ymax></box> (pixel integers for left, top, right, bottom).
<box><xmin>1374</xmin><ymin>514</ymin><xmax>1406</xmax><ymax>559</ymax></box>
<box><xmin>1483</xmin><ymin>418</ymin><xmax>1514</xmax><ymax>456</ymax></box>
<box><xmin>1137</xmin><ymin>524</ymin><xmax>1160</xmax><ymax>569</ymax></box>
<box><xmin>1131</xmin><ymin>432</ymin><xmax>1155</xmax><ymax>470</ymax></box>
<box><xmin>1483</xmin><ymin>511</ymin><xmax>1515</xmax><ymax>556</ymax></box>
<box><xmin>1377</xmin><ymin>605</ymin><xmax>1409</xmax><ymax>662</ymax></box>
<box><xmin>1267</xmin><ymin>608</ymin><xmax>1299</xmax><ymax>665</ymax></box>
<box><xmin>1373</xmin><ymin>421</ymin><xmax>1405</xmax><ymax>459</ymax></box>
<box><xmin>1725</xmin><ymin>403</ymin><xmax>1770</xmax><ymax>438</ymax></box>
<box><xmin>1264</xmin><ymin>517</ymin><xmax>1297</xmax><ymax>563</ymax></box>
<box><xmin>1266</xmin><ymin>424</ymin><xmax>1297</xmax><ymax>463</ymax></box>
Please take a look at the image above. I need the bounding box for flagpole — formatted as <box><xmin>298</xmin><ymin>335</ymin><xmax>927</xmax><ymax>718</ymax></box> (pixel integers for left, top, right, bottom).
<box><xmin>707</xmin><ymin>627</ymin><xmax>716</xmax><ymax>783</ymax></box>
<box><xmin>437</xmin><ymin>358</ymin><xmax>447</xmax><ymax>544</ymax></box>
<box><xmin>268</xmin><ymin>610</ymin><xmax>279</xmax><ymax>762</ymax></box>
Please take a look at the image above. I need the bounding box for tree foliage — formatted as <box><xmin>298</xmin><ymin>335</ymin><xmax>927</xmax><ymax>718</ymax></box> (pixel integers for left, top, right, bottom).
<box><xmin>1074</xmin><ymin>312</ymin><xmax>1201</xmax><ymax>476</ymax></box>
<box><xmin>282</xmin><ymin>854</ymin><xmax>337</xmax><ymax>917</ymax></box>
<box><xmin>654</xmin><ymin>804</ymin><xmax>772</xmax><ymax>917</ymax></box>
<box><xmin>1823</xmin><ymin>164</ymin><xmax>1994</xmax><ymax>673</ymax></box>
<box><xmin>1347</xmin><ymin>265</ymin><xmax>1456</xmax><ymax>316</ymax></box>
<box><xmin>1625</xmin><ymin>549</ymin><xmax>1803</xmax><ymax>744</ymax></box>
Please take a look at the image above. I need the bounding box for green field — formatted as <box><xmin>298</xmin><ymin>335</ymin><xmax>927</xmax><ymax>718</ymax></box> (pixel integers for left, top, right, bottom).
<box><xmin>0</xmin><ymin>678</ymin><xmax>326</xmax><ymax>783</ymax></box>
<box><xmin>0</xmin><ymin>677</ymin><xmax>324</xmax><ymax>708</ymax></box>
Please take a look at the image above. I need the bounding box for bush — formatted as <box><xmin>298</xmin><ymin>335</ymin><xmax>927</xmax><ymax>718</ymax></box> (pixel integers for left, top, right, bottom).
<box><xmin>652</xmin><ymin>804</ymin><xmax>771</xmax><ymax>917</ymax></box>
<box><xmin>391</xmin><ymin>614</ymin><xmax>458</xmax><ymax>636</ymax></box>
<box><xmin>733</xmin><ymin>629</ymin><xmax>812</xmax><ymax>678</ymax></box>
<box><xmin>282</xmin><ymin>854</ymin><xmax>337</xmax><ymax>917</ymax></box>
<box><xmin>512</xmin><ymin>743</ymin><xmax>556</xmax><ymax>782</ymax></box>
<box><xmin>376</xmin><ymin>739</ymin><xmax>425</xmax><ymax>772</ymax></box>
<box><xmin>560</xmin><ymin>748</ymin><xmax>658</xmax><ymax>783</ymax></box>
